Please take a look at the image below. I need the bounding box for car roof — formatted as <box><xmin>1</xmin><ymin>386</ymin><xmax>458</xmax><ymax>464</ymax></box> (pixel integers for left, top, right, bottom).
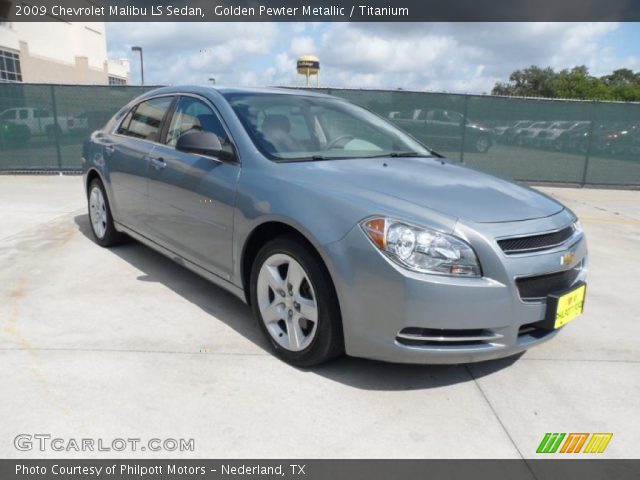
<box><xmin>139</xmin><ymin>85</ymin><xmax>336</xmax><ymax>101</ymax></box>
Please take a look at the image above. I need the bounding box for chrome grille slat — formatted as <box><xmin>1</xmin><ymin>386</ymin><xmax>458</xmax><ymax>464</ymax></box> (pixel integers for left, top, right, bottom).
<box><xmin>395</xmin><ymin>327</ymin><xmax>503</xmax><ymax>347</ymax></box>
<box><xmin>396</xmin><ymin>332</ymin><xmax>503</xmax><ymax>342</ymax></box>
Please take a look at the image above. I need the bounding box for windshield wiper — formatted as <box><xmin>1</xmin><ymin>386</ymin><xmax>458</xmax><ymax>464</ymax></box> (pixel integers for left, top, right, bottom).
<box><xmin>277</xmin><ymin>155</ymin><xmax>348</xmax><ymax>162</ymax></box>
<box><xmin>389</xmin><ymin>152</ymin><xmax>432</xmax><ymax>157</ymax></box>
<box><xmin>362</xmin><ymin>152</ymin><xmax>434</xmax><ymax>159</ymax></box>
<box><xmin>277</xmin><ymin>152</ymin><xmax>435</xmax><ymax>162</ymax></box>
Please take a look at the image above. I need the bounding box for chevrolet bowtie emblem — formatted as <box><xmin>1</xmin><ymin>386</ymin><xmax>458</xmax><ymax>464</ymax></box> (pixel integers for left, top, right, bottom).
<box><xmin>561</xmin><ymin>252</ymin><xmax>575</xmax><ymax>266</ymax></box>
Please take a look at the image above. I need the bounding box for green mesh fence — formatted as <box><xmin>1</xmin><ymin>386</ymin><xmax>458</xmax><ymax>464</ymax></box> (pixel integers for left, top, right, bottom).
<box><xmin>312</xmin><ymin>88</ymin><xmax>640</xmax><ymax>187</ymax></box>
<box><xmin>1</xmin><ymin>84</ymin><xmax>638</xmax><ymax>186</ymax></box>
<box><xmin>0</xmin><ymin>84</ymin><xmax>155</xmax><ymax>171</ymax></box>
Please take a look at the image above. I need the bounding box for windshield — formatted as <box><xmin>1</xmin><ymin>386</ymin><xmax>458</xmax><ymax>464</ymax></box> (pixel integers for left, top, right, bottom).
<box><xmin>224</xmin><ymin>92</ymin><xmax>433</xmax><ymax>161</ymax></box>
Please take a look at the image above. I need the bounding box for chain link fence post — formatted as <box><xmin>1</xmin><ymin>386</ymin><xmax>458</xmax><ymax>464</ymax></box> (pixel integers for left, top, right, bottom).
<box><xmin>580</xmin><ymin>100</ymin><xmax>596</xmax><ymax>187</ymax></box>
<box><xmin>49</xmin><ymin>85</ymin><xmax>63</xmax><ymax>170</ymax></box>
<box><xmin>459</xmin><ymin>94</ymin><xmax>469</xmax><ymax>164</ymax></box>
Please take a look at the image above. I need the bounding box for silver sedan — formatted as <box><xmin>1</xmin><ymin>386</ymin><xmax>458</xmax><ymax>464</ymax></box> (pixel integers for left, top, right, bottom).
<box><xmin>82</xmin><ymin>86</ymin><xmax>587</xmax><ymax>366</ymax></box>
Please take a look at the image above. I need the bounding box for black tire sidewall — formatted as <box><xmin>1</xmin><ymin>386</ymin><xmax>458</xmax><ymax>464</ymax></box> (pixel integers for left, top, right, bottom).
<box><xmin>250</xmin><ymin>235</ymin><xmax>343</xmax><ymax>367</ymax></box>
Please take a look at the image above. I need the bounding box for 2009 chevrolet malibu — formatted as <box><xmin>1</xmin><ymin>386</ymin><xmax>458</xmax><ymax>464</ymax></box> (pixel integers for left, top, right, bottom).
<box><xmin>82</xmin><ymin>86</ymin><xmax>587</xmax><ymax>366</ymax></box>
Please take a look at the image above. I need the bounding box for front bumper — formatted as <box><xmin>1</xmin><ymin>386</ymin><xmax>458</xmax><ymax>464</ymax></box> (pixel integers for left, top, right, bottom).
<box><xmin>322</xmin><ymin>210</ymin><xmax>587</xmax><ymax>364</ymax></box>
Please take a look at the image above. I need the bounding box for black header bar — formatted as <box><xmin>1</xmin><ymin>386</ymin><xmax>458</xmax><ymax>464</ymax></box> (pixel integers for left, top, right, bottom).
<box><xmin>4</xmin><ymin>0</ymin><xmax>640</xmax><ymax>22</ymax></box>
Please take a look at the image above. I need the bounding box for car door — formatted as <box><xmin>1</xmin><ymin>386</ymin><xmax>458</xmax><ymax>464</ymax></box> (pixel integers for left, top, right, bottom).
<box><xmin>423</xmin><ymin>110</ymin><xmax>449</xmax><ymax>148</ymax></box>
<box><xmin>105</xmin><ymin>96</ymin><xmax>174</xmax><ymax>230</ymax></box>
<box><xmin>146</xmin><ymin>95</ymin><xmax>240</xmax><ymax>280</ymax></box>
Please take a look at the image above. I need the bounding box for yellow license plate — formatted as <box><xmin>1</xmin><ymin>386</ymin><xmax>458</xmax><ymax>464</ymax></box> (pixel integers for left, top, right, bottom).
<box><xmin>554</xmin><ymin>284</ymin><xmax>586</xmax><ymax>329</ymax></box>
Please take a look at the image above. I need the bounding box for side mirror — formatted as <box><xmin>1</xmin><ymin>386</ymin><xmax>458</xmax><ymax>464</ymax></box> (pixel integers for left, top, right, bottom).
<box><xmin>175</xmin><ymin>130</ymin><xmax>224</xmax><ymax>158</ymax></box>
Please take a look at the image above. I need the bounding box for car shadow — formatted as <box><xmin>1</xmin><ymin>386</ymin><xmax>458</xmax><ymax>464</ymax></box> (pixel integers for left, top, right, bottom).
<box><xmin>74</xmin><ymin>214</ymin><xmax>522</xmax><ymax>391</ymax></box>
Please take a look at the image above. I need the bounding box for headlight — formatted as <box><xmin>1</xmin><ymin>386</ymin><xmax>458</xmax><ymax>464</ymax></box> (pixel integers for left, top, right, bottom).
<box><xmin>360</xmin><ymin>217</ymin><xmax>482</xmax><ymax>277</ymax></box>
<box><xmin>573</xmin><ymin>220</ymin><xmax>583</xmax><ymax>235</ymax></box>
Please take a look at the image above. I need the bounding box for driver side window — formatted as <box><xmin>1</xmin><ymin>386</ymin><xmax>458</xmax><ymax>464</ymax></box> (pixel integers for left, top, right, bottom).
<box><xmin>166</xmin><ymin>96</ymin><xmax>228</xmax><ymax>148</ymax></box>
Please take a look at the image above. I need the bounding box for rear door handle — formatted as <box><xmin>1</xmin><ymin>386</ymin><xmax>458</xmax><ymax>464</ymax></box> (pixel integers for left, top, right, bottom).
<box><xmin>104</xmin><ymin>145</ymin><xmax>115</xmax><ymax>155</ymax></box>
<box><xmin>150</xmin><ymin>157</ymin><xmax>166</xmax><ymax>170</ymax></box>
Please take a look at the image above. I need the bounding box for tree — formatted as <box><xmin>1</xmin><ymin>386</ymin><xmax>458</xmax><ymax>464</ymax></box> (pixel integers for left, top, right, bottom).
<box><xmin>492</xmin><ymin>66</ymin><xmax>556</xmax><ymax>98</ymax></box>
<box><xmin>601</xmin><ymin>69</ymin><xmax>640</xmax><ymax>101</ymax></box>
<box><xmin>491</xmin><ymin>66</ymin><xmax>640</xmax><ymax>101</ymax></box>
<box><xmin>553</xmin><ymin>66</ymin><xmax>611</xmax><ymax>100</ymax></box>
<box><xmin>601</xmin><ymin>68</ymin><xmax>640</xmax><ymax>86</ymax></box>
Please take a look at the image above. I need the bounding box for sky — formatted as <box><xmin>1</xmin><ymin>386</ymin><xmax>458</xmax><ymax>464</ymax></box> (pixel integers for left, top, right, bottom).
<box><xmin>106</xmin><ymin>22</ymin><xmax>640</xmax><ymax>93</ymax></box>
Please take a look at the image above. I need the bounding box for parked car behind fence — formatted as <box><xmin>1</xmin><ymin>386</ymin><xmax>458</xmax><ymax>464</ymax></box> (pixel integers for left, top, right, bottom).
<box><xmin>0</xmin><ymin>107</ymin><xmax>87</xmax><ymax>141</ymax></box>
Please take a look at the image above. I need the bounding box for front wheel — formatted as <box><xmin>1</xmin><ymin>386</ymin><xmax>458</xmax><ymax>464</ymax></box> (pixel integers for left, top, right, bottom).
<box><xmin>87</xmin><ymin>178</ymin><xmax>124</xmax><ymax>247</ymax></box>
<box><xmin>250</xmin><ymin>235</ymin><xmax>344</xmax><ymax>367</ymax></box>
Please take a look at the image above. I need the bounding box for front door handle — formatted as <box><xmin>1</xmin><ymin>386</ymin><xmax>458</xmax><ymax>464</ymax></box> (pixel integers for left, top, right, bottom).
<box><xmin>150</xmin><ymin>157</ymin><xmax>166</xmax><ymax>170</ymax></box>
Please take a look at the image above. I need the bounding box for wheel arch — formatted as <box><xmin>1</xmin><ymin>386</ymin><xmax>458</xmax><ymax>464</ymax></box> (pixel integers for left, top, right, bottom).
<box><xmin>239</xmin><ymin>220</ymin><xmax>339</xmax><ymax>309</ymax></box>
<box><xmin>85</xmin><ymin>167</ymin><xmax>103</xmax><ymax>194</ymax></box>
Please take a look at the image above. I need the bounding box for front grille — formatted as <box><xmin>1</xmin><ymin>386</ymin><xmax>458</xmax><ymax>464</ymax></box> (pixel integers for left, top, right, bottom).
<box><xmin>498</xmin><ymin>226</ymin><xmax>574</xmax><ymax>254</ymax></box>
<box><xmin>516</xmin><ymin>263</ymin><xmax>582</xmax><ymax>301</ymax></box>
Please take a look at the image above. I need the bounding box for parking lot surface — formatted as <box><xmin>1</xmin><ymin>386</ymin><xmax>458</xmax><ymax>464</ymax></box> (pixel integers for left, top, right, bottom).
<box><xmin>1</xmin><ymin>175</ymin><xmax>638</xmax><ymax>458</ymax></box>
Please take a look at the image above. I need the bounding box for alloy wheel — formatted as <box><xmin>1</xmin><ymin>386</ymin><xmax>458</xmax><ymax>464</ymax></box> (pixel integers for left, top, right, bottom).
<box><xmin>256</xmin><ymin>253</ymin><xmax>318</xmax><ymax>352</ymax></box>
<box><xmin>89</xmin><ymin>186</ymin><xmax>108</xmax><ymax>239</ymax></box>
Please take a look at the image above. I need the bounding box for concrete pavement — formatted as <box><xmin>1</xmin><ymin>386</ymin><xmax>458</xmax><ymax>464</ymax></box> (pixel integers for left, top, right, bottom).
<box><xmin>0</xmin><ymin>175</ymin><xmax>638</xmax><ymax>458</ymax></box>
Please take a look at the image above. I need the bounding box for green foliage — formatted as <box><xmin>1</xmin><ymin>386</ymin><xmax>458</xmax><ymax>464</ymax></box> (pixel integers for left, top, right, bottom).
<box><xmin>492</xmin><ymin>66</ymin><xmax>640</xmax><ymax>101</ymax></box>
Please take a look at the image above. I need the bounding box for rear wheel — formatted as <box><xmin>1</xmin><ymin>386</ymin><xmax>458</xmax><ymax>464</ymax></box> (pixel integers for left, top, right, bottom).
<box><xmin>87</xmin><ymin>178</ymin><xmax>123</xmax><ymax>247</ymax></box>
<box><xmin>250</xmin><ymin>235</ymin><xmax>343</xmax><ymax>366</ymax></box>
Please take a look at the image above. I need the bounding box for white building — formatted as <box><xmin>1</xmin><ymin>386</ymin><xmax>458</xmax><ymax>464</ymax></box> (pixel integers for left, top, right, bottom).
<box><xmin>0</xmin><ymin>21</ymin><xmax>130</xmax><ymax>85</ymax></box>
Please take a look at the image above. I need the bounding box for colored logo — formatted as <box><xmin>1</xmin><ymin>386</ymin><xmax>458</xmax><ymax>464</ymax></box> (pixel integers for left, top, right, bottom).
<box><xmin>537</xmin><ymin>433</ymin><xmax>613</xmax><ymax>454</ymax></box>
<box><xmin>560</xmin><ymin>251</ymin><xmax>575</xmax><ymax>266</ymax></box>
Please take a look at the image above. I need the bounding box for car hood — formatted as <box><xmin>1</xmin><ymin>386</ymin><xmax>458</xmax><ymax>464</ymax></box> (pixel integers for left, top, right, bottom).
<box><xmin>284</xmin><ymin>157</ymin><xmax>564</xmax><ymax>223</ymax></box>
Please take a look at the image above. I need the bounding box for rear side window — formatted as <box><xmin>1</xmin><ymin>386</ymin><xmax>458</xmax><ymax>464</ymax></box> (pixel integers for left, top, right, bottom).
<box><xmin>429</xmin><ymin>110</ymin><xmax>450</xmax><ymax>122</ymax></box>
<box><xmin>117</xmin><ymin>109</ymin><xmax>134</xmax><ymax>135</ymax></box>
<box><xmin>117</xmin><ymin>96</ymin><xmax>173</xmax><ymax>142</ymax></box>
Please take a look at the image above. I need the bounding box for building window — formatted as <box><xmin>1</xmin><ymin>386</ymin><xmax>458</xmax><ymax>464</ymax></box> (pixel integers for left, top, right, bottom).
<box><xmin>0</xmin><ymin>49</ymin><xmax>22</xmax><ymax>83</ymax></box>
<box><xmin>108</xmin><ymin>76</ymin><xmax>127</xmax><ymax>86</ymax></box>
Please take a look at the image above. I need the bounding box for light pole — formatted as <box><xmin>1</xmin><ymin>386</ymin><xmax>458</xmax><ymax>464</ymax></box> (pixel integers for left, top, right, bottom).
<box><xmin>131</xmin><ymin>46</ymin><xmax>144</xmax><ymax>85</ymax></box>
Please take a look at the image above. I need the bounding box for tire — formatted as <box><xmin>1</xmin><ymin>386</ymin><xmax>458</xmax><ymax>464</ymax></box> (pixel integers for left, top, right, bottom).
<box><xmin>473</xmin><ymin>135</ymin><xmax>491</xmax><ymax>153</ymax></box>
<box><xmin>250</xmin><ymin>235</ymin><xmax>344</xmax><ymax>367</ymax></box>
<box><xmin>87</xmin><ymin>178</ymin><xmax>124</xmax><ymax>247</ymax></box>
